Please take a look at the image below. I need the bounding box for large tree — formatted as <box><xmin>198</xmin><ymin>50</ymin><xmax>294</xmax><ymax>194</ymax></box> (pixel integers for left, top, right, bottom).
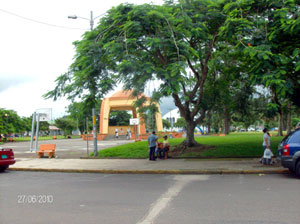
<box><xmin>223</xmin><ymin>0</ymin><xmax>300</xmax><ymax>135</ymax></box>
<box><xmin>67</xmin><ymin>100</ymin><xmax>102</xmax><ymax>133</ymax></box>
<box><xmin>0</xmin><ymin>109</ymin><xmax>25</xmax><ymax>135</ymax></box>
<box><xmin>44</xmin><ymin>30</ymin><xmax>116</xmax><ymax>117</ymax></box>
<box><xmin>45</xmin><ymin>0</ymin><xmax>300</xmax><ymax>146</ymax></box>
<box><xmin>93</xmin><ymin>0</ymin><xmax>228</xmax><ymax>146</ymax></box>
<box><xmin>55</xmin><ymin>117</ymin><xmax>77</xmax><ymax>137</ymax></box>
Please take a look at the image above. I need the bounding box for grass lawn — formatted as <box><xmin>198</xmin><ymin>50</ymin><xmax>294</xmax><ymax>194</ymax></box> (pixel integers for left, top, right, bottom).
<box><xmin>93</xmin><ymin>132</ymin><xmax>284</xmax><ymax>159</ymax></box>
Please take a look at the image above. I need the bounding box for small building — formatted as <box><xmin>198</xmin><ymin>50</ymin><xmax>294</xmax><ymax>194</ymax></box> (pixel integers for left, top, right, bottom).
<box><xmin>49</xmin><ymin>125</ymin><xmax>61</xmax><ymax>136</ymax></box>
<box><xmin>162</xmin><ymin>108</ymin><xmax>181</xmax><ymax>132</ymax></box>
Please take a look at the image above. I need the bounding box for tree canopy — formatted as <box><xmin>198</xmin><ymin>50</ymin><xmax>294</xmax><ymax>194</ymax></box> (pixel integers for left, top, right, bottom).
<box><xmin>45</xmin><ymin>0</ymin><xmax>300</xmax><ymax>146</ymax></box>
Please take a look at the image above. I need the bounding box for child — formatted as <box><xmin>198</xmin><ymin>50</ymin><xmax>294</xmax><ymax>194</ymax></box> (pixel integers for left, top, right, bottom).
<box><xmin>162</xmin><ymin>135</ymin><xmax>170</xmax><ymax>159</ymax></box>
<box><xmin>263</xmin><ymin>147</ymin><xmax>274</xmax><ymax>165</ymax></box>
<box><xmin>156</xmin><ymin>142</ymin><xmax>163</xmax><ymax>159</ymax></box>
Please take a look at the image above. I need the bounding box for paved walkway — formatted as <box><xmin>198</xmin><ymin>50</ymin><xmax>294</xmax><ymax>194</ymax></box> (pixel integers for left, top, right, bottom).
<box><xmin>3</xmin><ymin>138</ymin><xmax>289</xmax><ymax>175</ymax></box>
<box><xmin>2</xmin><ymin>138</ymin><xmax>134</xmax><ymax>158</ymax></box>
<box><xmin>9</xmin><ymin>158</ymin><xmax>288</xmax><ymax>174</ymax></box>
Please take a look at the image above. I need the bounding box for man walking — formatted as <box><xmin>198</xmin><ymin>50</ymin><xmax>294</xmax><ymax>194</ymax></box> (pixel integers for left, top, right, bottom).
<box><xmin>148</xmin><ymin>131</ymin><xmax>158</xmax><ymax>161</ymax></box>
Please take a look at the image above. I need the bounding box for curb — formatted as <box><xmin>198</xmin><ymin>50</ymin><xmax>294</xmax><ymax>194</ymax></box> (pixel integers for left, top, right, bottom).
<box><xmin>8</xmin><ymin>167</ymin><xmax>289</xmax><ymax>175</ymax></box>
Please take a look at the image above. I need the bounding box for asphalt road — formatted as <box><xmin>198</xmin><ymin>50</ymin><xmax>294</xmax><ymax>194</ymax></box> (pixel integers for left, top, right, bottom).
<box><xmin>1</xmin><ymin>138</ymin><xmax>133</xmax><ymax>158</ymax></box>
<box><xmin>0</xmin><ymin>172</ymin><xmax>299</xmax><ymax>224</ymax></box>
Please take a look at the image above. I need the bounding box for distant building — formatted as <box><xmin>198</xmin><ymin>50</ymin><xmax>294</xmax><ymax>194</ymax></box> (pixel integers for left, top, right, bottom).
<box><xmin>49</xmin><ymin>126</ymin><xmax>61</xmax><ymax>136</ymax></box>
<box><xmin>162</xmin><ymin>108</ymin><xmax>181</xmax><ymax>131</ymax></box>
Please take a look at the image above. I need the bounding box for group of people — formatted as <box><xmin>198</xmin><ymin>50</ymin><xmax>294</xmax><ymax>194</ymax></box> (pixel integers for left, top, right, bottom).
<box><xmin>148</xmin><ymin>131</ymin><xmax>170</xmax><ymax>161</ymax></box>
<box><xmin>115</xmin><ymin>128</ymin><xmax>131</xmax><ymax>140</ymax></box>
<box><xmin>261</xmin><ymin>122</ymin><xmax>300</xmax><ymax>165</ymax></box>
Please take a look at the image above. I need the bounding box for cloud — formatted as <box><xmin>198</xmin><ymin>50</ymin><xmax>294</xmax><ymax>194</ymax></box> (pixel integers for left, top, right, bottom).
<box><xmin>0</xmin><ymin>76</ymin><xmax>33</xmax><ymax>92</ymax></box>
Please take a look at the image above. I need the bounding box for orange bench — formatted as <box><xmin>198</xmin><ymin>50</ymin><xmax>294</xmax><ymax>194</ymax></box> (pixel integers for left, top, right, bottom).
<box><xmin>157</xmin><ymin>143</ymin><xmax>170</xmax><ymax>159</ymax></box>
<box><xmin>164</xmin><ymin>146</ymin><xmax>170</xmax><ymax>159</ymax></box>
<box><xmin>8</xmin><ymin>137</ymin><xmax>15</xmax><ymax>142</ymax></box>
<box><xmin>37</xmin><ymin>144</ymin><xmax>56</xmax><ymax>158</ymax></box>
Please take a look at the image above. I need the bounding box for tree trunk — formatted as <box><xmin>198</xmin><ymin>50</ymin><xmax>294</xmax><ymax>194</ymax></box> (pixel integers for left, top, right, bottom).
<box><xmin>287</xmin><ymin>102</ymin><xmax>292</xmax><ymax>135</ymax></box>
<box><xmin>224</xmin><ymin>107</ymin><xmax>230</xmax><ymax>135</ymax></box>
<box><xmin>207</xmin><ymin>112</ymin><xmax>211</xmax><ymax>134</ymax></box>
<box><xmin>277</xmin><ymin>111</ymin><xmax>284</xmax><ymax>136</ymax></box>
<box><xmin>184</xmin><ymin>120</ymin><xmax>198</xmax><ymax>147</ymax></box>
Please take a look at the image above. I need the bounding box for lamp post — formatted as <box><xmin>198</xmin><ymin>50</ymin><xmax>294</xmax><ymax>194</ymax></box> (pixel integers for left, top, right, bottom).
<box><xmin>1</xmin><ymin>113</ymin><xmax>8</xmax><ymax>140</ymax></box>
<box><xmin>68</xmin><ymin>11</ymin><xmax>104</xmax><ymax>157</ymax></box>
<box><xmin>168</xmin><ymin>108</ymin><xmax>173</xmax><ymax>131</ymax></box>
<box><xmin>68</xmin><ymin>11</ymin><xmax>104</xmax><ymax>31</ymax></box>
<box><xmin>3</xmin><ymin>113</ymin><xmax>8</xmax><ymax>141</ymax></box>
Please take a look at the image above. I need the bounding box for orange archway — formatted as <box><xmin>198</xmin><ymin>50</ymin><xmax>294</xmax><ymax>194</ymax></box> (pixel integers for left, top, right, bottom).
<box><xmin>99</xmin><ymin>90</ymin><xmax>163</xmax><ymax>139</ymax></box>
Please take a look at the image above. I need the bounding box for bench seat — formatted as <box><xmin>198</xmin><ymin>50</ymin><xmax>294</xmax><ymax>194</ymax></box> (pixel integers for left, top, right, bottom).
<box><xmin>37</xmin><ymin>144</ymin><xmax>56</xmax><ymax>158</ymax></box>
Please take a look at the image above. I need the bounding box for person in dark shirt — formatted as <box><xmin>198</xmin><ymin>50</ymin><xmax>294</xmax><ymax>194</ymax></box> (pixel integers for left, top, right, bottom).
<box><xmin>148</xmin><ymin>131</ymin><xmax>158</xmax><ymax>161</ymax></box>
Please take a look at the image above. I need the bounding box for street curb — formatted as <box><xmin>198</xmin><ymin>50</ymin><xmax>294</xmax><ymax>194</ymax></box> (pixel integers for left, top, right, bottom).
<box><xmin>8</xmin><ymin>167</ymin><xmax>290</xmax><ymax>175</ymax></box>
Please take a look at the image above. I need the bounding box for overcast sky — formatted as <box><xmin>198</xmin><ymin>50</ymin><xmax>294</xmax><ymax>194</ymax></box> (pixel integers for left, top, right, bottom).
<box><xmin>0</xmin><ymin>0</ymin><xmax>164</xmax><ymax>119</ymax></box>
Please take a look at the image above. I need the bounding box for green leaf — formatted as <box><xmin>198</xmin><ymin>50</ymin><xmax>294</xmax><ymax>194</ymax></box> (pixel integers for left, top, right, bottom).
<box><xmin>295</xmin><ymin>61</ymin><xmax>300</xmax><ymax>71</ymax></box>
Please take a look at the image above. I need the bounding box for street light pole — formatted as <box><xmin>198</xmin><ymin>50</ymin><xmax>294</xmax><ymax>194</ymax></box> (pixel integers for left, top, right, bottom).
<box><xmin>68</xmin><ymin>11</ymin><xmax>104</xmax><ymax>31</ymax></box>
<box><xmin>169</xmin><ymin>108</ymin><xmax>173</xmax><ymax>131</ymax></box>
<box><xmin>90</xmin><ymin>11</ymin><xmax>94</xmax><ymax>30</ymax></box>
<box><xmin>68</xmin><ymin>11</ymin><xmax>103</xmax><ymax>157</ymax></box>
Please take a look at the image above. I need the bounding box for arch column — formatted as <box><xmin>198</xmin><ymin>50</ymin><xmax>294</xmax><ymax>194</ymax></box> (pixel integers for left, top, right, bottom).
<box><xmin>155</xmin><ymin>102</ymin><xmax>163</xmax><ymax>132</ymax></box>
<box><xmin>98</xmin><ymin>90</ymin><xmax>163</xmax><ymax>139</ymax></box>
<box><xmin>100</xmin><ymin>98</ymin><xmax>110</xmax><ymax>134</ymax></box>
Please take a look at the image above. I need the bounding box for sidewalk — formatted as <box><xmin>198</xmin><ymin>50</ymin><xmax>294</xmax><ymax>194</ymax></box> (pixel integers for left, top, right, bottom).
<box><xmin>9</xmin><ymin>158</ymin><xmax>289</xmax><ymax>175</ymax></box>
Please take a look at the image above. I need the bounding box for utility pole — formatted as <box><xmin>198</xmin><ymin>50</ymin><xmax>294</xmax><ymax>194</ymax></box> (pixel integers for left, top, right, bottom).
<box><xmin>86</xmin><ymin>117</ymin><xmax>89</xmax><ymax>156</ymax></box>
<box><xmin>30</xmin><ymin>112</ymin><xmax>36</xmax><ymax>152</ymax></box>
<box><xmin>68</xmin><ymin>11</ymin><xmax>104</xmax><ymax>157</ymax></box>
<box><xmin>92</xmin><ymin>108</ymin><xmax>98</xmax><ymax>156</ymax></box>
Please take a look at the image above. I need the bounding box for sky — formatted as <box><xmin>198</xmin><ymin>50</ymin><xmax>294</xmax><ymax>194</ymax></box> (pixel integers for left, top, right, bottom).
<box><xmin>0</xmin><ymin>0</ymin><xmax>166</xmax><ymax>119</ymax></box>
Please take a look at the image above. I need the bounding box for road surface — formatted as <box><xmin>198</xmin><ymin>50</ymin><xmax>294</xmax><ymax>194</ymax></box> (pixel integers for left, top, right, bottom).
<box><xmin>0</xmin><ymin>172</ymin><xmax>299</xmax><ymax>224</ymax></box>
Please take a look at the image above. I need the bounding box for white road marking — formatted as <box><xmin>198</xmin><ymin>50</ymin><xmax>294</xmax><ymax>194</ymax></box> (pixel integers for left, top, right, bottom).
<box><xmin>136</xmin><ymin>175</ymin><xmax>209</xmax><ymax>224</ymax></box>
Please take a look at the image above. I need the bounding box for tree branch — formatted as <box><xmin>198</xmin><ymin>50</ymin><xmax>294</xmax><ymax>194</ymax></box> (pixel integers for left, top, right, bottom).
<box><xmin>172</xmin><ymin>93</ymin><xmax>186</xmax><ymax>119</ymax></box>
<box><xmin>181</xmin><ymin>82</ymin><xmax>187</xmax><ymax>96</ymax></box>
<box><xmin>195</xmin><ymin>108</ymin><xmax>206</xmax><ymax>125</ymax></box>
<box><xmin>191</xmin><ymin>33</ymin><xmax>219</xmax><ymax>118</ymax></box>
<box><xmin>204</xmin><ymin>33</ymin><xmax>218</xmax><ymax>68</ymax></box>
<box><xmin>187</xmin><ymin>58</ymin><xmax>200</xmax><ymax>80</ymax></box>
<box><xmin>157</xmin><ymin>49</ymin><xmax>167</xmax><ymax>65</ymax></box>
<box><xmin>136</xmin><ymin>42</ymin><xmax>162</xmax><ymax>64</ymax></box>
<box><xmin>164</xmin><ymin>17</ymin><xmax>180</xmax><ymax>60</ymax></box>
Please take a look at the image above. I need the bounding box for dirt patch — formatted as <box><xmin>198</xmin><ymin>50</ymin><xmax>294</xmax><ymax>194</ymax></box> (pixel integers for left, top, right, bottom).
<box><xmin>170</xmin><ymin>142</ymin><xmax>215</xmax><ymax>158</ymax></box>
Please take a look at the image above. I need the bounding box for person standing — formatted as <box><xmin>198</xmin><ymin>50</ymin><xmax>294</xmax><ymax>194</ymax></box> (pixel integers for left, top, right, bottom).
<box><xmin>148</xmin><ymin>131</ymin><xmax>158</xmax><ymax>161</ymax></box>
<box><xmin>115</xmin><ymin>128</ymin><xmax>118</xmax><ymax>139</ymax></box>
<box><xmin>126</xmin><ymin>128</ymin><xmax>131</xmax><ymax>140</ymax></box>
<box><xmin>162</xmin><ymin>135</ymin><xmax>170</xmax><ymax>159</ymax></box>
<box><xmin>262</xmin><ymin>128</ymin><xmax>271</xmax><ymax>149</ymax></box>
<box><xmin>260</xmin><ymin>128</ymin><xmax>271</xmax><ymax>163</ymax></box>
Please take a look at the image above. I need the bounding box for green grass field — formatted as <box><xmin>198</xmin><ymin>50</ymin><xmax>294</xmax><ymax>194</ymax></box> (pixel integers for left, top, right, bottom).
<box><xmin>92</xmin><ymin>132</ymin><xmax>283</xmax><ymax>159</ymax></box>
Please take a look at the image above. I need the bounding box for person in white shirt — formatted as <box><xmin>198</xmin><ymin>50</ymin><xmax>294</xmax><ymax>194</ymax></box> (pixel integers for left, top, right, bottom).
<box><xmin>126</xmin><ymin>128</ymin><xmax>131</xmax><ymax>140</ymax></box>
<box><xmin>115</xmin><ymin>128</ymin><xmax>118</xmax><ymax>138</ymax></box>
<box><xmin>260</xmin><ymin>128</ymin><xmax>271</xmax><ymax>163</ymax></box>
<box><xmin>262</xmin><ymin>128</ymin><xmax>271</xmax><ymax>149</ymax></box>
